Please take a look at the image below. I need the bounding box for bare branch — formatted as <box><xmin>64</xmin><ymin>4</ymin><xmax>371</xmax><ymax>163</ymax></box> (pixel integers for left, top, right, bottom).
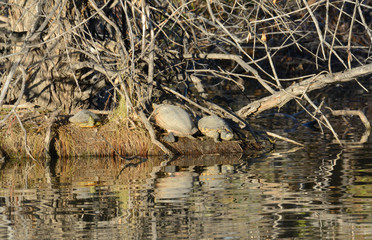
<box><xmin>237</xmin><ymin>63</ymin><xmax>372</xmax><ymax>117</ymax></box>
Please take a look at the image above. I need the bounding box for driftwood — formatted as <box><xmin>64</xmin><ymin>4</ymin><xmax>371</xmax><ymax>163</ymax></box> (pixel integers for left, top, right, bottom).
<box><xmin>237</xmin><ymin>63</ymin><xmax>372</xmax><ymax>117</ymax></box>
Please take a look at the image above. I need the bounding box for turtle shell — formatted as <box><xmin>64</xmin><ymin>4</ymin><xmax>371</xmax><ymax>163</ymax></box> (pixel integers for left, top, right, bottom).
<box><xmin>153</xmin><ymin>104</ymin><xmax>197</xmax><ymax>137</ymax></box>
<box><xmin>198</xmin><ymin>115</ymin><xmax>233</xmax><ymax>141</ymax></box>
<box><xmin>69</xmin><ymin>110</ymin><xmax>100</xmax><ymax>124</ymax></box>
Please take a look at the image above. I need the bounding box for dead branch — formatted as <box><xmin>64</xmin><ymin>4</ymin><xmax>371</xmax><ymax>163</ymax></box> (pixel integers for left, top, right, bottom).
<box><xmin>138</xmin><ymin>109</ymin><xmax>172</xmax><ymax>156</ymax></box>
<box><xmin>44</xmin><ymin>109</ymin><xmax>60</xmax><ymax>160</ymax></box>
<box><xmin>237</xmin><ymin>63</ymin><xmax>372</xmax><ymax>117</ymax></box>
<box><xmin>14</xmin><ymin>111</ymin><xmax>37</xmax><ymax>162</ymax></box>
<box><xmin>302</xmin><ymin>94</ymin><xmax>341</xmax><ymax>145</ymax></box>
<box><xmin>183</xmin><ymin>53</ymin><xmax>276</xmax><ymax>94</ymax></box>
<box><xmin>329</xmin><ymin>109</ymin><xmax>371</xmax><ymax>130</ymax></box>
<box><xmin>266</xmin><ymin>131</ymin><xmax>304</xmax><ymax>147</ymax></box>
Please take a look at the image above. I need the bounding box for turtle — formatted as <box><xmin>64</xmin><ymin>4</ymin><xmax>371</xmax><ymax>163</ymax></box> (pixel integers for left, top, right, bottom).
<box><xmin>69</xmin><ymin>110</ymin><xmax>101</xmax><ymax>128</ymax></box>
<box><xmin>153</xmin><ymin>104</ymin><xmax>198</xmax><ymax>143</ymax></box>
<box><xmin>198</xmin><ymin>115</ymin><xmax>233</xmax><ymax>143</ymax></box>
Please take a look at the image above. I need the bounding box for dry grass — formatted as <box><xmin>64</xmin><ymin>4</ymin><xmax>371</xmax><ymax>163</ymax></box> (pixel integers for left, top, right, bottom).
<box><xmin>1</xmin><ymin>107</ymin><xmax>250</xmax><ymax>159</ymax></box>
<box><xmin>0</xmin><ymin>109</ymin><xmax>162</xmax><ymax>159</ymax></box>
<box><xmin>55</xmin><ymin>117</ymin><xmax>162</xmax><ymax>158</ymax></box>
<box><xmin>0</xmin><ymin>119</ymin><xmax>47</xmax><ymax>159</ymax></box>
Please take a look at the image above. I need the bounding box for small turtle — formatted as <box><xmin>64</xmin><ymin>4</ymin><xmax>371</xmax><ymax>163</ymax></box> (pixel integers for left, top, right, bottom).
<box><xmin>198</xmin><ymin>115</ymin><xmax>233</xmax><ymax>143</ymax></box>
<box><xmin>69</xmin><ymin>110</ymin><xmax>101</xmax><ymax>128</ymax></box>
<box><xmin>153</xmin><ymin>104</ymin><xmax>197</xmax><ymax>143</ymax></box>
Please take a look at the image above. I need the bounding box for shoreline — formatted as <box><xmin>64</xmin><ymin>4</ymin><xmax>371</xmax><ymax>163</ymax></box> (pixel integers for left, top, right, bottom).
<box><xmin>0</xmin><ymin>111</ymin><xmax>263</xmax><ymax>160</ymax></box>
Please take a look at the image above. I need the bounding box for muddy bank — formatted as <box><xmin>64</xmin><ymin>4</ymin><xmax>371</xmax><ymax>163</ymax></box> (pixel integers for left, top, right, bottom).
<box><xmin>0</xmin><ymin>110</ymin><xmax>263</xmax><ymax>160</ymax></box>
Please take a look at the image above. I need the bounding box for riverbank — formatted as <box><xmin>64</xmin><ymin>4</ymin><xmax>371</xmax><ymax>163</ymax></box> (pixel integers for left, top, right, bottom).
<box><xmin>0</xmin><ymin>109</ymin><xmax>262</xmax><ymax>160</ymax></box>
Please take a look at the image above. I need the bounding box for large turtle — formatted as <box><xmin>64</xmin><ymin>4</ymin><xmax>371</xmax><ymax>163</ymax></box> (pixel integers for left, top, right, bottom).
<box><xmin>198</xmin><ymin>115</ymin><xmax>233</xmax><ymax>143</ymax></box>
<box><xmin>69</xmin><ymin>110</ymin><xmax>101</xmax><ymax>128</ymax></box>
<box><xmin>153</xmin><ymin>104</ymin><xmax>197</xmax><ymax>142</ymax></box>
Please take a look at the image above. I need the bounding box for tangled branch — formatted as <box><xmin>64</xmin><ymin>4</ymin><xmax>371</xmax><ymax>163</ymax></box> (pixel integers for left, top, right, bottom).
<box><xmin>0</xmin><ymin>0</ymin><xmax>371</xmax><ymax>153</ymax></box>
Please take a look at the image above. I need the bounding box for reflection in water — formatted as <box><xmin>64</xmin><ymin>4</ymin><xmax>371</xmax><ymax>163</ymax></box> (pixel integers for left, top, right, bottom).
<box><xmin>0</xmin><ymin>143</ymin><xmax>372</xmax><ymax>239</ymax></box>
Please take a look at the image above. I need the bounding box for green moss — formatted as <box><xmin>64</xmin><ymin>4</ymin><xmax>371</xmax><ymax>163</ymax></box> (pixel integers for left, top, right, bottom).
<box><xmin>112</xmin><ymin>96</ymin><xmax>127</xmax><ymax>120</ymax></box>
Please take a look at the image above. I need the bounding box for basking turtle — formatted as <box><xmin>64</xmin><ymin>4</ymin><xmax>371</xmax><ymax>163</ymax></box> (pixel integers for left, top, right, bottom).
<box><xmin>153</xmin><ymin>104</ymin><xmax>197</xmax><ymax>142</ymax></box>
<box><xmin>198</xmin><ymin>115</ymin><xmax>233</xmax><ymax>143</ymax></box>
<box><xmin>69</xmin><ymin>110</ymin><xmax>101</xmax><ymax>128</ymax></box>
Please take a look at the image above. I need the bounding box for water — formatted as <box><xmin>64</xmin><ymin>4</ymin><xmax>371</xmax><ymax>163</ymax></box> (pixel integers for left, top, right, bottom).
<box><xmin>2</xmin><ymin>91</ymin><xmax>372</xmax><ymax>239</ymax></box>
<box><xmin>1</xmin><ymin>133</ymin><xmax>372</xmax><ymax>239</ymax></box>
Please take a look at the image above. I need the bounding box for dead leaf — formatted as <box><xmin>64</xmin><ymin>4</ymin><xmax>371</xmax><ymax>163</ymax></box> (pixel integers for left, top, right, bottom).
<box><xmin>261</xmin><ymin>32</ymin><xmax>267</xmax><ymax>42</ymax></box>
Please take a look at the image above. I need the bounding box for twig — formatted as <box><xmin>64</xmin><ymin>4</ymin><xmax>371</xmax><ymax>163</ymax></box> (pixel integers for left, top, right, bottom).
<box><xmin>138</xmin><ymin>109</ymin><xmax>173</xmax><ymax>156</ymax></box>
<box><xmin>303</xmin><ymin>94</ymin><xmax>341</xmax><ymax>145</ymax></box>
<box><xmin>161</xmin><ymin>85</ymin><xmax>214</xmax><ymax>115</ymax></box>
<box><xmin>44</xmin><ymin>109</ymin><xmax>60</xmax><ymax>160</ymax></box>
<box><xmin>145</xmin><ymin>3</ymin><xmax>154</xmax><ymax>103</ymax></box>
<box><xmin>266</xmin><ymin>131</ymin><xmax>304</xmax><ymax>147</ymax></box>
<box><xmin>183</xmin><ymin>53</ymin><xmax>276</xmax><ymax>94</ymax></box>
<box><xmin>14</xmin><ymin>112</ymin><xmax>38</xmax><ymax>162</ymax></box>
<box><xmin>0</xmin><ymin>58</ymin><xmax>24</xmax><ymax>107</ymax></box>
<box><xmin>302</xmin><ymin>0</ymin><xmax>325</xmax><ymax>59</ymax></box>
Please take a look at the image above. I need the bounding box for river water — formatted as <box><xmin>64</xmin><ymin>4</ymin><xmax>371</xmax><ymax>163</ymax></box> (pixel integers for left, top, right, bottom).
<box><xmin>1</xmin><ymin>93</ymin><xmax>372</xmax><ymax>239</ymax></box>
<box><xmin>1</xmin><ymin>124</ymin><xmax>372</xmax><ymax>239</ymax></box>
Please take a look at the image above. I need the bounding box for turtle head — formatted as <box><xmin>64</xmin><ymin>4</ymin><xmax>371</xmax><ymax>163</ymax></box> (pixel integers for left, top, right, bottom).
<box><xmin>152</xmin><ymin>103</ymin><xmax>159</xmax><ymax>109</ymax></box>
<box><xmin>79</xmin><ymin>115</ymin><xmax>97</xmax><ymax>128</ymax></box>
<box><xmin>191</xmin><ymin>127</ymin><xmax>198</xmax><ymax>135</ymax></box>
<box><xmin>88</xmin><ymin>115</ymin><xmax>95</xmax><ymax>126</ymax></box>
<box><xmin>221</xmin><ymin>130</ymin><xmax>233</xmax><ymax>141</ymax></box>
